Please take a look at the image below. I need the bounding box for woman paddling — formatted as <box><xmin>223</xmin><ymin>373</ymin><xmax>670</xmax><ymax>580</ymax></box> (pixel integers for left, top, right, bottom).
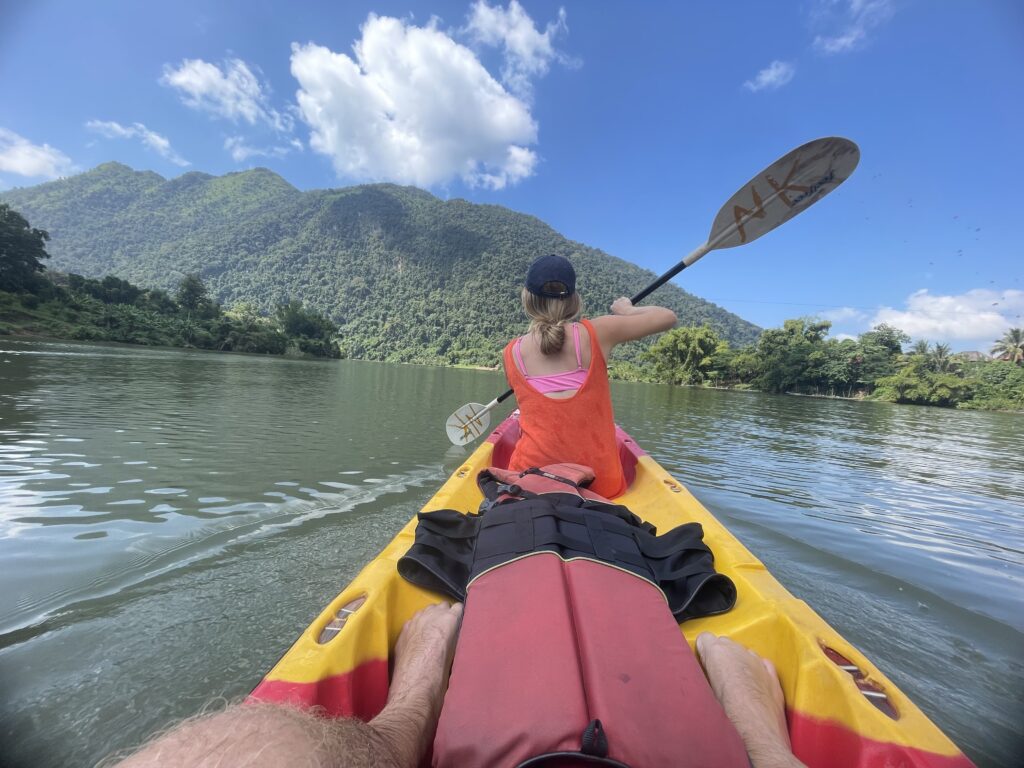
<box><xmin>504</xmin><ymin>254</ymin><xmax>677</xmax><ymax>498</ymax></box>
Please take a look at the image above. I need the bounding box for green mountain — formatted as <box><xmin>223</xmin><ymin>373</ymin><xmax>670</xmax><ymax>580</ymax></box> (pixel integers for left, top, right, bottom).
<box><xmin>1</xmin><ymin>163</ymin><xmax>760</xmax><ymax>366</ymax></box>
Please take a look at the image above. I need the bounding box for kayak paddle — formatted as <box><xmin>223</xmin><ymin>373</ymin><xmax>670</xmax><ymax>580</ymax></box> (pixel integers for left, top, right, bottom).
<box><xmin>445</xmin><ymin>136</ymin><xmax>861</xmax><ymax>445</ymax></box>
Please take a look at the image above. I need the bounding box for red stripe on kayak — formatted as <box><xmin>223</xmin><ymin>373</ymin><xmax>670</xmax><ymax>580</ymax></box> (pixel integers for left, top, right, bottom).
<box><xmin>789</xmin><ymin>710</ymin><xmax>975</xmax><ymax>768</ymax></box>
<box><xmin>615</xmin><ymin>425</ymin><xmax>644</xmax><ymax>488</ymax></box>
<box><xmin>247</xmin><ymin>656</ymin><xmax>975</xmax><ymax>768</ymax></box>
<box><xmin>486</xmin><ymin>416</ymin><xmax>520</xmax><ymax>468</ymax></box>
<box><xmin>248</xmin><ymin>659</ymin><xmax>389</xmax><ymax>721</ymax></box>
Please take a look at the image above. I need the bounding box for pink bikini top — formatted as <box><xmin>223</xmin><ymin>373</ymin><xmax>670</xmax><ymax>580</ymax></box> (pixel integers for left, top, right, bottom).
<box><xmin>512</xmin><ymin>322</ymin><xmax>589</xmax><ymax>394</ymax></box>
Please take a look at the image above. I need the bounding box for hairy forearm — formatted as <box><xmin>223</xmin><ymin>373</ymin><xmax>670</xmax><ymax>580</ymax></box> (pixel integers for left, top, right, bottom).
<box><xmin>370</xmin><ymin>636</ymin><xmax>451</xmax><ymax>768</ymax></box>
<box><xmin>369</xmin><ymin>683</ymin><xmax>442</xmax><ymax>768</ymax></box>
<box><xmin>716</xmin><ymin>694</ymin><xmax>805</xmax><ymax>768</ymax></box>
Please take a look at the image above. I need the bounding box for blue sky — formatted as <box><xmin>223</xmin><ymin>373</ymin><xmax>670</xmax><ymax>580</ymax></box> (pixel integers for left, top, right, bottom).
<box><xmin>1</xmin><ymin>0</ymin><xmax>1021</xmax><ymax>350</ymax></box>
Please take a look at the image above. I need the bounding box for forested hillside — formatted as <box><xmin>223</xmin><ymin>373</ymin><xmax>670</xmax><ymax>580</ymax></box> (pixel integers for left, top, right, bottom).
<box><xmin>1</xmin><ymin>163</ymin><xmax>760</xmax><ymax>366</ymax></box>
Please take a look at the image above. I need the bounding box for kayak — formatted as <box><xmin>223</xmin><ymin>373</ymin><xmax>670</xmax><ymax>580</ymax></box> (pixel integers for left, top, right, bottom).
<box><xmin>250</xmin><ymin>415</ymin><xmax>973</xmax><ymax>768</ymax></box>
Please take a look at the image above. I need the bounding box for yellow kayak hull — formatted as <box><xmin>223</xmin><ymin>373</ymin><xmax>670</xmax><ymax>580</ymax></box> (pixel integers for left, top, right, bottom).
<box><xmin>252</xmin><ymin>418</ymin><xmax>972</xmax><ymax>767</ymax></box>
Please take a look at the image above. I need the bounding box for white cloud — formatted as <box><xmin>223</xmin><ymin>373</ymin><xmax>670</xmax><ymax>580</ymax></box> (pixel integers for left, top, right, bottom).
<box><xmin>813</xmin><ymin>0</ymin><xmax>894</xmax><ymax>54</ymax></box>
<box><xmin>0</xmin><ymin>128</ymin><xmax>75</xmax><ymax>179</ymax></box>
<box><xmin>161</xmin><ymin>58</ymin><xmax>292</xmax><ymax>131</ymax></box>
<box><xmin>85</xmin><ymin>120</ymin><xmax>190</xmax><ymax>166</ymax></box>
<box><xmin>743</xmin><ymin>60</ymin><xmax>796</xmax><ymax>92</ymax></box>
<box><xmin>290</xmin><ymin>12</ymin><xmax>542</xmax><ymax>189</ymax></box>
<box><xmin>224</xmin><ymin>136</ymin><xmax>301</xmax><ymax>163</ymax></box>
<box><xmin>870</xmin><ymin>289</ymin><xmax>1024</xmax><ymax>345</ymax></box>
<box><xmin>463</xmin><ymin>0</ymin><xmax>569</xmax><ymax>100</ymax></box>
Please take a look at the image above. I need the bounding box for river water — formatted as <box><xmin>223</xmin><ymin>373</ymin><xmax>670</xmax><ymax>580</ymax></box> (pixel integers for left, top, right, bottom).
<box><xmin>0</xmin><ymin>339</ymin><xmax>1020</xmax><ymax>767</ymax></box>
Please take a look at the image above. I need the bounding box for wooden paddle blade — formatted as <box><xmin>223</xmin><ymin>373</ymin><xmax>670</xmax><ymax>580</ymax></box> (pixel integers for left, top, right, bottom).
<box><xmin>709</xmin><ymin>137</ymin><xmax>860</xmax><ymax>250</ymax></box>
<box><xmin>445</xmin><ymin>402</ymin><xmax>492</xmax><ymax>446</ymax></box>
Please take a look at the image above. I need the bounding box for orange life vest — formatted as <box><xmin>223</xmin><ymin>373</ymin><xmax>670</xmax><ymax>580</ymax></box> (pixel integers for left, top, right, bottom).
<box><xmin>503</xmin><ymin>318</ymin><xmax>626</xmax><ymax>499</ymax></box>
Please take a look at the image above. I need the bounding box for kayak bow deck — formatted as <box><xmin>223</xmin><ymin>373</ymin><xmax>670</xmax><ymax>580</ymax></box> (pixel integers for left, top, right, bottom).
<box><xmin>250</xmin><ymin>416</ymin><xmax>973</xmax><ymax>767</ymax></box>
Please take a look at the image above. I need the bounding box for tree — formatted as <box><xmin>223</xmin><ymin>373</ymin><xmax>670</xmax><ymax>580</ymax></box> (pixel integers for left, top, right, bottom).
<box><xmin>644</xmin><ymin>325</ymin><xmax>722</xmax><ymax>385</ymax></box>
<box><xmin>861</xmin><ymin>323</ymin><xmax>910</xmax><ymax>356</ymax></box>
<box><xmin>706</xmin><ymin>340</ymin><xmax>736</xmax><ymax>385</ymax></box>
<box><xmin>928</xmin><ymin>342</ymin><xmax>956</xmax><ymax>373</ymax></box>
<box><xmin>753</xmin><ymin>318</ymin><xmax>832</xmax><ymax>393</ymax></box>
<box><xmin>991</xmin><ymin>328</ymin><xmax>1024</xmax><ymax>364</ymax></box>
<box><xmin>853</xmin><ymin>324</ymin><xmax>910</xmax><ymax>388</ymax></box>
<box><xmin>175</xmin><ymin>273</ymin><xmax>221</xmax><ymax>319</ymax></box>
<box><xmin>228</xmin><ymin>301</ymin><xmax>262</xmax><ymax>328</ymax></box>
<box><xmin>138</xmin><ymin>288</ymin><xmax>178</xmax><ymax>315</ymax></box>
<box><xmin>275</xmin><ymin>299</ymin><xmax>337</xmax><ymax>341</ymax></box>
<box><xmin>875</xmin><ymin>360</ymin><xmax>976</xmax><ymax>407</ymax></box>
<box><xmin>175</xmin><ymin>273</ymin><xmax>208</xmax><ymax>312</ymax></box>
<box><xmin>874</xmin><ymin>362</ymin><xmax>930</xmax><ymax>403</ymax></box>
<box><xmin>966</xmin><ymin>359</ymin><xmax>1024</xmax><ymax>410</ymax></box>
<box><xmin>911</xmin><ymin>339</ymin><xmax>930</xmax><ymax>356</ymax></box>
<box><xmin>728</xmin><ymin>345</ymin><xmax>760</xmax><ymax>384</ymax></box>
<box><xmin>0</xmin><ymin>203</ymin><xmax>51</xmax><ymax>292</ymax></box>
<box><xmin>927</xmin><ymin>373</ymin><xmax>975</xmax><ymax>406</ymax></box>
<box><xmin>221</xmin><ymin>301</ymin><xmax>287</xmax><ymax>354</ymax></box>
<box><xmin>805</xmin><ymin>338</ymin><xmax>859</xmax><ymax>396</ymax></box>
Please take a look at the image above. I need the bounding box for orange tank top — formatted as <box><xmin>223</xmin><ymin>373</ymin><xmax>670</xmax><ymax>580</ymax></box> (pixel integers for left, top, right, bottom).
<box><xmin>503</xmin><ymin>318</ymin><xmax>627</xmax><ymax>499</ymax></box>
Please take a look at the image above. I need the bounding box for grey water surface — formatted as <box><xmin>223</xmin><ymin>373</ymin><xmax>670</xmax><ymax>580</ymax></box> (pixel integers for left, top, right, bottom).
<box><xmin>0</xmin><ymin>339</ymin><xmax>1020</xmax><ymax>767</ymax></box>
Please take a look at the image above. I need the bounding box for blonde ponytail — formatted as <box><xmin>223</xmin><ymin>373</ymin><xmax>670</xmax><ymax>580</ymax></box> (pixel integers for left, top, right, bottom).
<box><xmin>521</xmin><ymin>288</ymin><xmax>582</xmax><ymax>355</ymax></box>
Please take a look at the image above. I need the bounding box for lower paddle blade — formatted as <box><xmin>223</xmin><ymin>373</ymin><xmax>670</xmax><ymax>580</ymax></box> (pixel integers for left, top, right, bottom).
<box><xmin>445</xmin><ymin>402</ymin><xmax>492</xmax><ymax>446</ymax></box>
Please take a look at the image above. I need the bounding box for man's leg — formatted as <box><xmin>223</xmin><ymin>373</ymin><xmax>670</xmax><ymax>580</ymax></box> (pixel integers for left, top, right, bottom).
<box><xmin>108</xmin><ymin>602</ymin><xmax>462</xmax><ymax>768</ymax></box>
<box><xmin>696</xmin><ymin>632</ymin><xmax>807</xmax><ymax>768</ymax></box>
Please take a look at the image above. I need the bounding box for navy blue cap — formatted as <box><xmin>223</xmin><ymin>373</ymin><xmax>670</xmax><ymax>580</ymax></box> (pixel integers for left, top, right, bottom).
<box><xmin>525</xmin><ymin>254</ymin><xmax>576</xmax><ymax>298</ymax></box>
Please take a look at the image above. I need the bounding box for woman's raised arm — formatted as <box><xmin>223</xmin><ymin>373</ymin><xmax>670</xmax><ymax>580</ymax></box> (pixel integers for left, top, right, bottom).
<box><xmin>590</xmin><ymin>298</ymin><xmax>677</xmax><ymax>358</ymax></box>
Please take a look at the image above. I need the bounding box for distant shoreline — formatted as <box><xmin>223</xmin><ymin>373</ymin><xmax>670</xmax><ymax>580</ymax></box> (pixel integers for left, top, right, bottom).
<box><xmin>3</xmin><ymin>293</ymin><xmax>1021</xmax><ymax>414</ymax></box>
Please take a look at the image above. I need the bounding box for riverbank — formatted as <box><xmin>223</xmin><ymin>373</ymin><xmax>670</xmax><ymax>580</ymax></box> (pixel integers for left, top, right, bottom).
<box><xmin>0</xmin><ymin>276</ymin><xmax>341</xmax><ymax>359</ymax></box>
<box><xmin>4</xmin><ymin>273</ymin><xmax>1022</xmax><ymax>413</ymax></box>
<box><xmin>613</xmin><ymin>322</ymin><xmax>1024</xmax><ymax>413</ymax></box>
<box><xmin>782</xmin><ymin>387</ymin><xmax>1024</xmax><ymax>413</ymax></box>
<box><xmin>611</xmin><ymin>365</ymin><xmax>1023</xmax><ymax>413</ymax></box>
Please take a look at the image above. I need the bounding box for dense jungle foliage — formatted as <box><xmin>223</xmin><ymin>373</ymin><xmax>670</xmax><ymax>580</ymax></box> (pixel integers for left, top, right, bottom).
<box><xmin>627</xmin><ymin>319</ymin><xmax>1024</xmax><ymax>411</ymax></box>
<box><xmin>0</xmin><ymin>162</ymin><xmax>760</xmax><ymax>367</ymax></box>
<box><xmin>0</xmin><ymin>203</ymin><xmax>338</xmax><ymax>357</ymax></box>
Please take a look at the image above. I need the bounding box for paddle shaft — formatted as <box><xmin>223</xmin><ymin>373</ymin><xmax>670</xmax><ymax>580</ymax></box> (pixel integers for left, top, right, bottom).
<box><xmin>630</xmin><ymin>242</ymin><xmax>710</xmax><ymax>303</ymax></box>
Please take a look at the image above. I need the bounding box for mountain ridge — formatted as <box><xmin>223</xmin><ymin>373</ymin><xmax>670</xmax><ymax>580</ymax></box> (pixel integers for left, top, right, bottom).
<box><xmin>1</xmin><ymin>163</ymin><xmax>760</xmax><ymax>366</ymax></box>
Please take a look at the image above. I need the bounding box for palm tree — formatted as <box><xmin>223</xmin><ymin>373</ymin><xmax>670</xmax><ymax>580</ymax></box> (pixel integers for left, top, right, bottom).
<box><xmin>991</xmin><ymin>328</ymin><xmax>1024</xmax><ymax>364</ymax></box>
<box><xmin>910</xmin><ymin>339</ymin><xmax>930</xmax><ymax>356</ymax></box>
<box><xmin>929</xmin><ymin>342</ymin><xmax>955</xmax><ymax>373</ymax></box>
